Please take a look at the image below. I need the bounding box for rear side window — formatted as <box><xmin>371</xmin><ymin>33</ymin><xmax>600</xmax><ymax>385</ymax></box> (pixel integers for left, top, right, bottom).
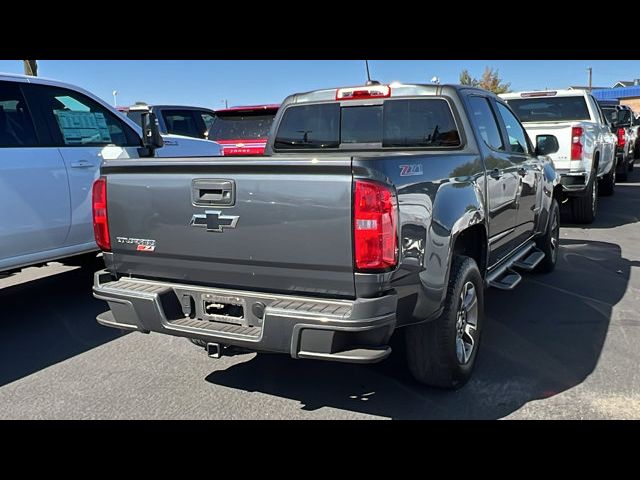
<box><xmin>274</xmin><ymin>103</ymin><xmax>340</xmax><ymax>148</ymax></box>
<box><xmin>467</xmin><ymin>97</ymin><xmax>504</xmax><ymax>151</ymax></box>
<box><xmin>27</xmin><ymin>84</ymin><xmax>140</xmax><ymax>147</ymax></box>
<box><xmin>274</xmin><ymin>98</ymin><xmax>460</xmax><ymax>150</ymax></box>
<box><xmin>506</xmin><ymin>96</ymin><xmax>590</xmax><ymax>123</ymax></box>
<box><xmin>0</xmin><ymin>82</ymin><xmax>38</xmax><ymax>148</ymax></box>
<box><xmin>383</xmin><ymin>99</ymin><xmax>460</xmax><ymax>147</ymax></box>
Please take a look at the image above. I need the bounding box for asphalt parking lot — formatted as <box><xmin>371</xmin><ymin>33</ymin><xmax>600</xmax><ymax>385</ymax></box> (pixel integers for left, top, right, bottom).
<box><xmin>1</xmin><ymin>170</ymin><xmax>639</xmax><ymax>420</ymax></box>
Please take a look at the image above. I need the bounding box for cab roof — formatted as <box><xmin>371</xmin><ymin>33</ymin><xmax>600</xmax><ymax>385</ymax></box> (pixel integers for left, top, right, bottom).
<box><xmin>500</xmin><ymin>89</ymin><xmax>588</xmax><ymax>100</ymax></box>
<box><xmin>282</xmin><ymin>83</ymin><xmax>495</xmax><ymax>106</ymax></box>
<box><xmin>215</xmin><ymin>104</ymin><xmax>280</xmax><ymax>113</ymax></box>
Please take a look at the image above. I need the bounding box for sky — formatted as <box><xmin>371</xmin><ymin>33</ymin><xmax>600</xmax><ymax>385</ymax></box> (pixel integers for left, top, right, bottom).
<box><xmin>1</xmin><ymin>60</ymin><xmax>639</xmax><ymax>109</ymax></box>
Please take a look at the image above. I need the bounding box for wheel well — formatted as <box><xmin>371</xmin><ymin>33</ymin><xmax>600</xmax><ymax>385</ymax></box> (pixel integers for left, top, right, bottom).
<box><xmin>593</xmin><ymin>152</ymin><xmax>600</xmax><ymax>173</ymax></box>
<box><xmin>453</xmin><ymin>225</ymin><xmax>487</xmax><ymax>275</ymax></box>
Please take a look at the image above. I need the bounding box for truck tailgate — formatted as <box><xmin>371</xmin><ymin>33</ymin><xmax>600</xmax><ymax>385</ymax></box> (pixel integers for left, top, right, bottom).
<box><xmin>522</xmin><ymin>122</ymin><xmax>573</xmax><ymax>170</ymax></box>
<box><xmin>102</xmin><ymin>157</ymin><xmax>356</xmax><ymax>298</ymax></box>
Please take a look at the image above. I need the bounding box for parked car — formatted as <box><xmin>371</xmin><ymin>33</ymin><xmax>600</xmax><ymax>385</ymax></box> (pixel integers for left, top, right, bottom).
<box><xmin>206</xmin><ymin>104</ymin><xmax>279</xmax><ymax>155</ymax></box>
<box><xmin>0</xmin><ymin>73</ymin><xmax>222</xmax><ymax>276</ymax></box>
<box><xmin>118</xmin><ymin>103</ymin><xmax>217</xmax><ymax>140</ymax></box>
<box><xmin>501</xmin><ymin>89</ymin><xmax>617</xmax><ymax>223</ymax></box>
<box><xmin>92</xmin><ymin>83</ymin><xmax>560</xmax><ymax>389</ymax></box>
<box><xmin>598</xmin><ymin>103</ymin><xmax>636</xmax><ymax>181</ymax></box>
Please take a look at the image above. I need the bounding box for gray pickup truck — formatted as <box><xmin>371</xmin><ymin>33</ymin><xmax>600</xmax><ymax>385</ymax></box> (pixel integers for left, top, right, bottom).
<box><xmin>92</xmin><ymin>83</ymin><xmax>560</xmax><ymax>388</ymax></box>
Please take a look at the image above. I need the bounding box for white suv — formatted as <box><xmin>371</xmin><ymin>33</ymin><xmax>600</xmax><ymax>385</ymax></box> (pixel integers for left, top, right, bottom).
<box><xmin>0</xmin><ymin>73</ymin><xmax>222</xmax><ymax>274</ymax></box>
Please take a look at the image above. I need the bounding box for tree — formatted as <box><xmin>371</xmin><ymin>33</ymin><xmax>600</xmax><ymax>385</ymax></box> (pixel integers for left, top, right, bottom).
<box><xmin>459</xmin><ymin>69</ymin><xmax>478</xmax><ymax>87</ymax></box>
<box><xmin>23</xmin><ymin>60</ymin><xmax>38</xmax><ymax>76</ymax></box>
<box><xmin>459</xmin><ymin>66</ymin><xmax>511</xmax><ymax>94</ymax></box>
<box><xmin>478</xmin><ymin>67</ymin><xmax>510</xmax><ymax>94</ymax></box>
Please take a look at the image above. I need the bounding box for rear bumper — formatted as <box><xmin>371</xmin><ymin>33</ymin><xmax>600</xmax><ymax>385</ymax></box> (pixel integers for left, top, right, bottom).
<box><xmin>92</xmin><ymin>271</ymin><xmax>397</xmax><ymax>364</ymax></box>
<box><xmin>556</xmin><ymin>169</ymin><xmax>590</xmax><ymax>194</ymax></box>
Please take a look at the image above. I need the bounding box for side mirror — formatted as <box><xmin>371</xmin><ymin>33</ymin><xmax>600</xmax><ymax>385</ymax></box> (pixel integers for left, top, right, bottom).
<box><xmin>536</xmin><ymin>134</ymin><xmax>559</xmax><ymax>156</ymax></box>
<box><xmin>140</xmin><ymin>110</ymin><xmax>164</xmax><ymax>155</ymax></box>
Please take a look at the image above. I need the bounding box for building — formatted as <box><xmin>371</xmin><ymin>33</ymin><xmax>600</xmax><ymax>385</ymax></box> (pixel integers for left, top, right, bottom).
<box><xmin>592</xmin><ymin>85</ymin><xmax>640</xmax><ymax>113</ymax></box>
<box><xmin>612</xmin><ymin>80</ymin><xmax>640</xmax><ymax>88</ymax></box>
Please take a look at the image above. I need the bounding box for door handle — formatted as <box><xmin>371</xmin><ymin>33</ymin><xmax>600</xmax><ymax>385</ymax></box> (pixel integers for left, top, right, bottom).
<box><xmin>70</xmin><ymin>160</ymin><xmax>93</xmax><ymax>168</ymax></box>
<box><xmin>192</xmin><ymin>179</ymin><xmax>235</xmax><ymax>206</ymax></box>
<box><xmin>489</xmin><ymin>168</ymin><xmax>502</xmax><ymax>180</ymax></box>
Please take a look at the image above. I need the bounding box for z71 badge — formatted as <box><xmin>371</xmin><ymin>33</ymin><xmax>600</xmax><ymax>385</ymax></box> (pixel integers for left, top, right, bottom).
<box><xmin>399</xmin><ymin>164</ymin><xmax>423</xmax><ymax>176</ymax></box>
<box><xmin>116</xmin><ymin>237</ymin><xmax>156</xmax><ymax>252</ymax></box>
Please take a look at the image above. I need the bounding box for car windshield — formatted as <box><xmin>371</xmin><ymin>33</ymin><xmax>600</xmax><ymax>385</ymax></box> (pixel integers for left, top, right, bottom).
<box><xmin>208</xmin><ymin>112</ymin><xmax>276</xmax><ymax>140</ymax></box>
<box><xmin>505</xmin><ymin>96</ymin><xmax>591</xmax><ymax>123</ymax></box>
<box><xmin>273</xmin><ymin>98</ymin><xmax>460</xmax><ymax>150</ymax></box>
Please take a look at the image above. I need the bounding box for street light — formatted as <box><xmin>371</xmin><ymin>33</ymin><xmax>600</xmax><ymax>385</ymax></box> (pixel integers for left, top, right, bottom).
<box><xmin>112</xmin><ymin>90</ymin><xmax>118</xmax><ymax>107</ymax></box>
<box><xmin>221</xmin><ymin>99</ymin><xmax>228</xmax><ymax>109</ymax></box>
<box><xmin>431</xmin><ymin>76</ymin><xmax>440</xmax><ymax>85</ymax></box>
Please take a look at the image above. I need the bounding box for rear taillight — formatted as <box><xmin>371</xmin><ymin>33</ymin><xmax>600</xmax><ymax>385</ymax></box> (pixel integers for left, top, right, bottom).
<box><xmin>353</xmin><ymin>180</ymin><xmax>398</xmax><ymax>271</ymax></box>
<box><xmin>617</xmin><ymin>128</ymin><xmax>626</xmax><ymax>147</ymax></box>
<box><xmin>92</xmin><ymin>177</ymin><xmax>111</xmax><ymax>251</ymax></box>
<box><xmin>571</xmin><ymin>126</ymin><xmax>583</xmax><ymax>161</ymax></box>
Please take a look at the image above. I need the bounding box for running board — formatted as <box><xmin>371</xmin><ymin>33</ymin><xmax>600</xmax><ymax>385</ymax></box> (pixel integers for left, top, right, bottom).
<box><xmin>488</xmin><ymin>269</ymin><xmax>522</xmax><ymax>290</ymax></box>
<box><xmin>512</xmin><ymin>249</ymin><xmax>545</xmax><ymax>271</ymax></box>
<box><xmin>486</xmin><ymin>241</ymin><xmax>543</xmax><ymax>290</ymax></box>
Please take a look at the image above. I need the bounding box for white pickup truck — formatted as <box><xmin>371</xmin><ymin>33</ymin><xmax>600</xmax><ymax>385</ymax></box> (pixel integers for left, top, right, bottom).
<box><xmin>501</xmin><ymin>90</ymin><xmax>617</xmax><ymax>223</ymax></box>
<box><xmin>0</xmin><ymin>73</ymin><xmax>222</xmax><ymax>275</ymax></box>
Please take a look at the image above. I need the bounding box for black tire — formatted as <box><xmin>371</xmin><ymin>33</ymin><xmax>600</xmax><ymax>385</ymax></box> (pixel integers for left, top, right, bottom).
<box><xmin>570</xmin><ymin>174</ymin><xmax>597</xmax><ymax>224</ymax></box>
<box><xmin>405</xmin><ymin>256</ymin><xmax>484</xmax><ymax>389</ymax></box>
<box><xmin>629</xmin><ymin>160</ymin><xmax>634</xmax><ymax>172</ymax></box>
<box><xmin>599</xmin><ymin>163</ymin><xmax>615</xmax><ymax>196</ymax></box>
<box><xmin>535</xmin><ymin>199</ymin><xmax>559</xmax><ymax>273</ymax></box>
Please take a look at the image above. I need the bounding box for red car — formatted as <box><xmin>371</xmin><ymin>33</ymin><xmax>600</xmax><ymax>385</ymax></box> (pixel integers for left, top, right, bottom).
<box><xmin>207</xmin><ymin>104</ymin><xmax>279</xmax><ymax>155</ymax></box>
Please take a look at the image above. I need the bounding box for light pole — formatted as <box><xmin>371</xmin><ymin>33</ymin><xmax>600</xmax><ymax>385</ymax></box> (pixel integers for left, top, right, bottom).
<box><xmin>221</xmin><ymin>99</ymin><xmax>228</xmax><ymax>109</ymax></box>
<box><xmin>112</xmin><ymin>90</ymin><xmax>118</xmax><ymax>107</ymax></box>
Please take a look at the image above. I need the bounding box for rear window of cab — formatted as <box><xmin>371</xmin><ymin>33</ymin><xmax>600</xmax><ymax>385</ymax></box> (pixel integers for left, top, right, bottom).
<box><xmin>273</xmin><ymin>98</ymin><xmax>461</xmax><ymax>150</ymax></box>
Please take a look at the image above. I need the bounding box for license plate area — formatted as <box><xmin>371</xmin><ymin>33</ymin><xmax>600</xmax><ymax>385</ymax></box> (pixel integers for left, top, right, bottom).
<box><xmin>201</xmin><ymin>293</ymin><xmax>245</xmax><ymax>326</ymax></box>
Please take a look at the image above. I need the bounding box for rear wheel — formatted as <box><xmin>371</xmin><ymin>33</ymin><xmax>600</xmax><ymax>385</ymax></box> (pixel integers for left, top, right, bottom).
<box><xmin>599</xmin><ymin>162</ymin><xmax>616</xmax><ymax>196</ymax></box>
<box><xmin>535</xmin><ymin>199</ymin><xmax>560</xmax><ymax>273</ymax></box>
<box><xmin>570</xmin><ymin>174</ymin><xmax>597</xmax><ymax>224</ymax></box>
<box><xmin>405</xmin><ymin>256</ymin><xmax>484</xmax><ymax>389</ymax></box>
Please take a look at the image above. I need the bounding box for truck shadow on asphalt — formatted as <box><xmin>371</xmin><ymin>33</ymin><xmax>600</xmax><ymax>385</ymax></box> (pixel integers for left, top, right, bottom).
<box><xmin>205</xmin><ymin>168</ymin><xmax>640</xmax><ymax>418</ymax></box>
<box><xmin>207</xmin><ymin>242</ymin><xmax>637</xmax><ymax>419</ymax></box>
<box><xmin>0</xmin><ymin>266</ymin><xmax>125</xmax><ymax>387</ymax></box>
<box><xmin>561</xmin><ymin>170</ymin><xmax>639</xmax><ymax>229</ymax></box>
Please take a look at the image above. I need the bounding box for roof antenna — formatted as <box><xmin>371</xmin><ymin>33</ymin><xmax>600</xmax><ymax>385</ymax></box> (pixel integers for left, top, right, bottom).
<box><xmin>364</xmin><ymin>60</ymin><xmax>380</xmax><ymax>86</ymax></box>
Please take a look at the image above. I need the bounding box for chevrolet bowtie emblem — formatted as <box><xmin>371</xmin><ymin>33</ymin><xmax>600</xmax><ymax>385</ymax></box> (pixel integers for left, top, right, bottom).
<box><xmin>236</xmin><ymin>143</ymin><xmax>245</xmax><ymax>148</ymax></box>
<box><xmin>190</xmin><ymin>210</ymin><xmax>239</xmax><ymax>232</ymax></box>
